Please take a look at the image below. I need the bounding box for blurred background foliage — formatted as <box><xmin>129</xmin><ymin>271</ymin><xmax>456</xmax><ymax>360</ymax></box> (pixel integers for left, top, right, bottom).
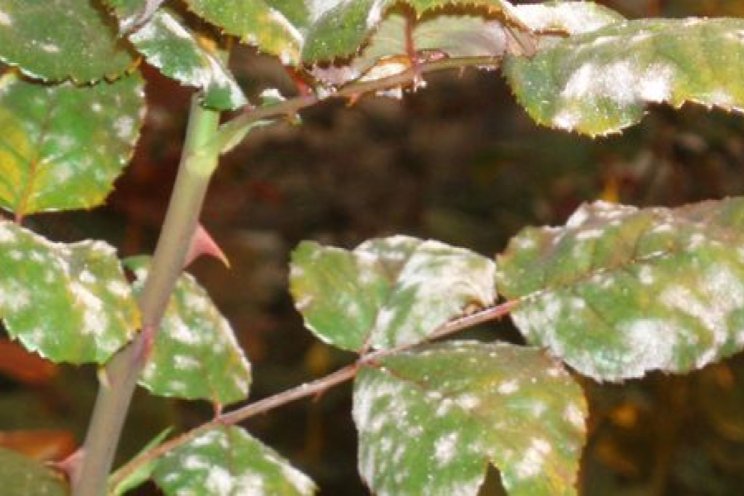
<box><xmin>3</xmin><ymin>0</ymin><xmax>744</xmax><ymax>494</ymax></box>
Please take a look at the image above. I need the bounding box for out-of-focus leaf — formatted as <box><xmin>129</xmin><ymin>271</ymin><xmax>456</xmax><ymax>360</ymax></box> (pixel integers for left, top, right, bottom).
<box><xmin>354</xmin><ymin>341</ymin><xmax>587</xmax><ymax>495</ymax></box>
<box><xmin>127</xmin><ymin>8</ymin><xmax>247</xmax><ymax>110</ymax></box>
<box><xmin>152</xmin><ymin>425</ymin><xmax>316</xmax><ymax>495</ymax></box>
<box><xmin>109</xmin><ymin>427</ymin><xmax>173</xmax><ymax>496</ymax></box>
<box><xmin>290</xmin><ymin>235</ymin><xmax>496</xmax><ymax>352</ymax></box>
<box><xmin>302</xmin><ymin>0</ymin><xmax>522</xmax><ymax>63</ymax></box>
<box><xmin>497</xmin><ymin>198</ymin><xmax>744</xmax><ymax>381</ymax></box>
<box><xmin>0</xmin><ymin>221</ymin><xmax>139</xmax><ymax>364</ymax></box>
<box><xmin>512</xmin><ymin>1</ymin><xmax>624</xmax><ymax>35</ymax></box>
<box><xmin>504</xmin><ymin>18</ymin><xmax>744</xmax><ymax>136</ymax></box>
<box><xmin>128</xmin><ymin>257</ymin><xmax>251</xmax><ymax>406</ymax></box>
<box><xmin>0</xmin><ymin>339</ymin><xmax>57</xmax><ymax>385</ymax></box>
<box><xmin>0</xmin><ymin>72</ymin><xmax>145</xmax><ymax>218</ymax></box>
<box><xmin>0</xmin><ymin>0</ymin><xmax>135</xmax><ymax>82</ymax></box>
<box><xmin>183</xmin><ymin>0</ymin><xmax>308</xmax><ymax>64</ymax></box>
<box><xmin>0</xmin><ymin>447</ymin><xmax>67</xmax><ymax>495</ymax></box>
<box><xmin>0</xmin><ymin>430</ymin><xmax>75</xmax><ymax>462</ymax></box>
<box><xmin>104</xmin><ymin>0</ymin><xmax>165</xmax><ymax>32</ymax></box>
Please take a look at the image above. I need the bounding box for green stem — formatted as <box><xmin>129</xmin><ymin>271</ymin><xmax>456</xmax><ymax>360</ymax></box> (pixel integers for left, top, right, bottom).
<box><xmin>72</xmin><ymin>95</ymin><xmax>221</xmax><ymax>496</ymax></box>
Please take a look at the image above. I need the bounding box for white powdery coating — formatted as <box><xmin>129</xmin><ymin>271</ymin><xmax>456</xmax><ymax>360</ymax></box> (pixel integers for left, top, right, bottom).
<box><xmin>616</xmin><ymin>318</ymin><xmax>678</xmax><ymax>377</ymax></box>
<box><xmin>0</xmin><ymin>281</ymin><xmax>31</xmax><ymax>312</ymax></box>
<box><xmin>366</xmin><ymin>0</ymin><xmax>387</xmax><ymax>29</ymax></box>
<box><xmin>0</xmin><ymin>9</ymin><xmax>11</xmax><ymax>26</ymax></box>
<box><xmin>434</xmin><ymin>432</ymin><xmax>459</xmax><ymax>466</ymax></box>
<box><xmin>182</xmin><ymin>454</ymin><xmax>210</xmax><ymax>470</ymax></box>
<box><xmin>515</xmin><ymin>3</ymin><xmax>617</xmax><ymax>34</ymax></box>
<box><xmin>514</xmin><ymin>438</ymin><xmax>552</xmax><ymax>479</ymax></box>
<box><xmin>114</xmin><ymin>116</ymin><xmax>135</xmax><ymax>140</ymax></box>
<box><xmin>455</xmin><ymin>393</ymin><xmax>481</xmax><ymax>410</ymax></box>
<box><xmin>40</xmin><ymin>42</ymin><xmax>60</xmax><ymax>53</ymax></box>
<box><xmin>174</xmin><ymin>354</ymin><xmax>200</xmax><ymax>370</ymax></box>
<box><xmin>0</xmin><ymin>223</ymin><xmax>16</xmax><ymax>243</ymax></box>
<box><xmin>561</xmin><ymin>60</ymin><xmax>676</xmax><ymax>105</ymax></box>
<box><xmin>205</xmin><ymin>465</ymin><xmax>233</xmax><ymax>494</ymax></box>
<box><xmin>497</xmin><ymin>379</ymin><xmax>520</xmax><ymax>395</ymax></box>
<box><xmin>106</xmin><ymin>280</ymin><xmax>130</xmax><ymax>299</ymax></box>
<box><xmin>280</xmin><ymin>461</ymin><xmax>316</xmax><ymax>494</ymax></box>
<box><xmin>564</xmin><ymin>403</ymin><xmax>585</xmax><ymax>430</ymax></box>
<box><xmin>308</xmin><ymin>0</ymin><xmax>350</xmax><ymax>22</ymax></box>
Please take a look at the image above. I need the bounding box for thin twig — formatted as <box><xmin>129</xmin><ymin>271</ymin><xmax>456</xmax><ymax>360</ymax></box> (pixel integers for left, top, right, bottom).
<box><xmin>108</xmin><ymin>299</ymin><xmax>517</xmax><ymax>489</ymax></box>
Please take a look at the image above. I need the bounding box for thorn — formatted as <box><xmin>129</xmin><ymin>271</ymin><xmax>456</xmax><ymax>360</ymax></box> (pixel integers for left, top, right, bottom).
<box><xmin>49</xmin><ymin>448</ymin><xmax>84</xmax><ymax>483</ymax></box>
<box><xmin>184</xmin><ymin>224</ymin><xmax>230</xmax><ymax>268</ymax></box>
<box><xmin>212</xmin><ymin>402</ymin><xmax>224</xmax><ymax>420</ymax></box>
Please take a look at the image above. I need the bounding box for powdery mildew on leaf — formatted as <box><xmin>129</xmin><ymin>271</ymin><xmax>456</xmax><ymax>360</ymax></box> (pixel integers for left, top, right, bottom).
<box><xmin>127</xmin><ymin>8</ymin><xmax>247</xmax><ymax>110</ymax></box>
<box><xmin>504</xmin><ymin>18</ymin><xmax>744</xmax><ymax>136</ymax></box>
<box><xmin>497</xmin><ymin>197</ymin><xmax>744</xmax><ymax>381</ymax></box>
<box><xmin>512</xmin><ymin>1</ymin><xmax>623</xmax><ymax>35</ymax></box>
<box><xmin>0</xmin><ymin>72</ymin><xmax>145</xmax><ymax>217</ymax></box>
<box><xmin>0</xmin><ymin>221</ymin><xmax>139</xmax><ymax>364</ymax></box>
<box><xmin>0</xmin><ymin>0</ymin><xmax>135</xmax><ymax>82</ymax></box>
<box><xmin>152</xmin><ymin>426</ymin><xmax>316</xmax><ymax>495</ymax></box>
<box><xmin>0</xmin><ymin>447</ymin><xmax>68</xmax><ymax>496</ymax></box>
<box><xmin>353</xmin><ymin>341</ymin><xmax>587</xmax><ymax>495</ymax></box>
<box><xmin>183</xmin><ymin>0</ymin><xmax>309</xmax><ymax>64</ymax></box>
<box><xmin>290</xmin><ymin>235</ymin><xmax>496</xmax><ymax>352</ymax></box>
<box><xmin>128</xmin><ymin>257</ymin><xmax>252</xmax><ymax>406</ymax></box>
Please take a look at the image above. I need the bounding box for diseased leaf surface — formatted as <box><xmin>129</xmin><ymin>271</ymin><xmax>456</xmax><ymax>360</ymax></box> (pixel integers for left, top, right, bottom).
<box><xmin>0</xmin><ymin>447</ymin><xmax>67</xmax><ymax>496</ymax></box>
<box><xmin>504</xmin><ymin>18</ymin><xmax>744</xmax><ymax>136</ymax></box>
<box><xmin>109</xmin><ymin>427</ymin><xmax>173</xmax><ymax>496</ymax></box>
<box><xmin>0</xmin><ymin>0</ymin><xmax>135</xmax><ymax>82</ymax></box>
<box><xmin>0</xmin><ymin>72</ymin><xmax>145</xmax><ymax>217</ymax></box>
<box><xmin>512</xmin><ymin>1</ymin><xmax>624</xmax><ymax>35</ymax></box>
<box><xmin>184</xmin><ymin>0</ymin><xmax>308</xmax><ymax>64</ymax></box>
<box><xmin>128</xmin><ymin>257</ymin><xmax>251</xmax><ymax>406</ymax></box>
<box><xmin>354</xmin><ymin>341</ymin><xmax>586</xmax><ymax>495</ymax></box>
<box><xmin>128</xmin><ymin>8</ymin><xmax>247</xmax><ymax>110</ymax></box>
<box><xmin>497</xmin><ymin>198</ymin><xmax>744</xmax><ymax>381</ymax></box>
<box><xmin>0</xmin><ymin>221</ymin><xmax>139</xmax><ymax>364</ymax></box>
<box><xmin>290</xmin><ymin>235</ymin><xmax>496</xmax><ymax>352</ymax></box>
<box><xmin>152</xmin><ymin>425</ymin><xmax>316</xmax><ymax>495</ymax></box>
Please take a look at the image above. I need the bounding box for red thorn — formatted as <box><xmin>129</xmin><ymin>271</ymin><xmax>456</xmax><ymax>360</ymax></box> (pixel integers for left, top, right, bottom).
<box><xmin>184</xmin><ymin>224</ymin><xmax>229</xmax><ymax>268</ymax></box>
<box><xmin>49</xmin><ymin>448</ymin><xmax>84</xmax><ymax>483</ymax></box>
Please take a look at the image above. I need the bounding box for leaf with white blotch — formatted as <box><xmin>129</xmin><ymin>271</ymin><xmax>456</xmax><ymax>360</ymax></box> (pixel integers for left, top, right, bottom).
<box><xmin>183</xmin><ymin>0</ymin><xmax>308</xmax><ymax>65</ymax></box>
<box><xmin>0</xmin><ymin>72</ymin><xmax>145</xmax><ymax>218</ymax></box>
<box><xmin>311</xmin><ymin>13</ymin><xmax>512</xmax><ymax>87</ymax></box>
<box><xmin>512</xmin><ymin>1</ymin><xmax>623</xmax><ymax>35</ymax></box>
<box><xmin>0</xmin><ymin>221</ymin><xmax>139</xmax><ymax>364</ymax></box>
<box><xmin>126</xmin><ymin>8</ymin><xmax>247</xmax><ymax>110</ymax></box>
<box><xmin>497</xmin><ymin>198</ymin><xmax>744</xmax><ymax>381</ymax></box>
<box><xmin>504</xmin><ymin>18</ymin><xmax>744</xmax><ymax>137</ymax></box>
<box><xmin>0</xmin><ymin>0</ymin><xmax>135</xmax><ymax>82</ymax></box>
<box><xmin>301</xmin><ymin>0</ymin><xmax>527</xmax><ymax>63</ymax></box>
<box><xmin>290</xmin><ymin>235</ymin><xmax>496</xmax><ymax>352</ymax></box>
<box><xmin>152</xmin><ymin>425</ymin><xmax>316</xmax><ymax>495</ymax></box>
<box><xmin>104</xmin><ymin>0</ymin><xmax>165</xmax><ymax>33</ymax></box>
<box><xmin>0</xmin><ymin>447</ymin><xmax>67</xmax><ymax>496</ymax></box>
<box><xmin>354</xmin><ymin>341</ymin><xmax>586</xmax><ymax>495</ymax></box>
<box><xmin>127</xmin><ymin>257</ymin><xmax>251</xmax><ymax>405</ymax></box>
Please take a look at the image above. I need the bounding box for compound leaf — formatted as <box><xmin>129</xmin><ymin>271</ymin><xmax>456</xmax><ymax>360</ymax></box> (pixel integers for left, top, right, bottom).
<box><xmin>504</xmin><ymin>18</ymin><xmax>744</xmax><ymax>136</ymax></box>
<box><xmin>0</xmin><ymin>72</ymin><xmax>145</xmax><ymax>218</ymax></box>
<box><xmin>0</xmin><ymin>221</ymin><xmax>139</xmax><ymax>364</ymax></box>
<box><xmin>290</xmin><ymin>235</ymin><xmax>496</xmax><ymax>352</ymax></box>
<box><xmin>0</xmin><ymin>447</ymin><xmax>67</xmax><ymax>496</ymax></box>
<box><xmin>152</xmin><ymin>425</ymin><xmax>316</xmax><ymax>495</ymax></box>
<box><xmin>354</xmin><ymin>341</ymin><xmax>586</xmax><ymax>495</ymax></box>
<box><xmin>0</xmin><ymin>0</ymin><xmax>135</xmax><ymax>82</ymax></box>
<box><xmin>497</xmin><ymin>198</ymin><xmax>744</xmax><ymax>381</ymax></box>
<box><xmin>128</xmin><ymin>257</ymin><xmax>251</xmax><ymax>406</ymax></box>
<box><xmin>127</xmin><ymin>8</ymin><xmax>247</xmax><ymax>110</ymax></box>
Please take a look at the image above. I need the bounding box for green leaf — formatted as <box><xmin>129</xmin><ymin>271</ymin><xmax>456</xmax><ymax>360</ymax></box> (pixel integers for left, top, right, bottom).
<box><xmin>302</xmin><ymin>0</ymin><xmax>521</xmax><ymax>63</ymax></box>
<box><xmin>0</xmin><ymin>447</ymin><xmax>67</xmax><ymax>496</ymax></box>
<box><xmin>126</xmin><ymin>8</ymin><xmax>247</xmax><ymax>110</ymax></box>
<box><xmin>109</xmin><ymin>427</ymin><xmax>174</xmax><ymax>496</ymax></box>
<box><xmin>152</xmin><ymin>425</ymin><xmax>316</xmax><ymax>495</ymax></box>
<box><xmin>0</xmin><ymin>0</ymin><xmax>135</xmax><ymax>82</ymax></box>
<box><xmin>183</xmin><ymin>0</ymin><xmax>308</xmax><ymax>64</ymax></box>
<box><xmin>127</xmin><ymin>257</ymin><xmax>251</xmax><ymax>406</ymax></box>
<box><xmin>0</xmin><ymin>71</ymin><xmax>145</xmax><ymax>218</ymax></box>
<box><xmin>354</xmin><ymin>341</ymin><xmax>587</xmax><ymax>495</ymax></box>
<box><xmin>497</xmin><ymin>198</ymin><xmax>744</xmax><ymax>381</ymax></box>
<box><xmin>504</xmin><ymin>18</ymin><xmax>744</xmax><ymax>136</ymax></box>
<box><xmin>0</xmin><ymin>221</ymin><xmax>139</xmax><ymax>364</ymax></box>
<box><xmin>290</xmin><ymin>235</ymin><xmax>496</xmax><ymax>352</ymax></box>
<box><xmin>512</xmin><ymin>1</ymin><xmax>624</xmax><ymax>35</ymax></box>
